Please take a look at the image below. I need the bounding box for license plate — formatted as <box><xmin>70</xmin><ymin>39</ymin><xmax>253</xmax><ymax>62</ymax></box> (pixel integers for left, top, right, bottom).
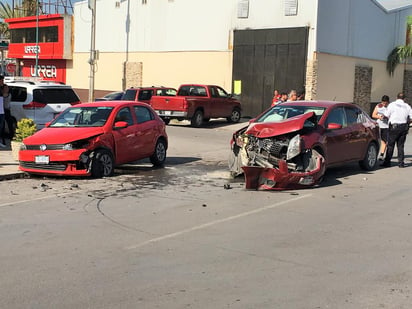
<box><xmin>164</xmin><ymin>111</ymin><xmax>171</xmax><ymax>116</ymax></box>
<box><xmin>35</xmin><ymin>155</ymin><xmax>50</xmax><ymax>164</ymax></box>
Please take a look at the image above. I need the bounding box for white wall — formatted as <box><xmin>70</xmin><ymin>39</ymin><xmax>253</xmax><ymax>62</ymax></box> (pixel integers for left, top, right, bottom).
<box><xmin>74</xmin><ymin>0</ymin><xmax>319</xmax><ymax>54</ymax></box>
<box><xmin>317</xmin><ymin>0</ymin><xmax>412</xmax><ymax>61</ymax></box>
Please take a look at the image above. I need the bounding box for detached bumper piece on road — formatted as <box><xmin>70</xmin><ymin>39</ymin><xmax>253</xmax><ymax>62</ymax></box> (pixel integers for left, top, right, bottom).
<box><xmin>242</xmin><ymin>156</ymin><xmax>325</xmax><ymax>190</ymax></box>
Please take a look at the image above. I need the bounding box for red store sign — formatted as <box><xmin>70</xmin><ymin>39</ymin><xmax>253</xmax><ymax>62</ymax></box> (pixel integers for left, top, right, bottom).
<box><xmin>5</xmin><ymin>14</ymin><xmax>73</xmax><ymax>83</ymax></box>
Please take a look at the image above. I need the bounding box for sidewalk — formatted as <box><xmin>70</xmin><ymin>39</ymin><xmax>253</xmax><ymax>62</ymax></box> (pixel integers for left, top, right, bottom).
<box><xmin>0</xmin><ymin>139</ymin><xmax>25</xmax><ymax>181</ymax></box>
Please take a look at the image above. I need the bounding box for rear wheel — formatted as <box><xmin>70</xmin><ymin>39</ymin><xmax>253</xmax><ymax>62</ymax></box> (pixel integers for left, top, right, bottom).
<box><xmin>227</xmin><ymin>108</ymin><xmax>241</xmax><ymax>123</ymax></box>
<box><xmin>191</xmin><ymin>110</ymin><xmax>204</xmax><ymax>127</ymax></box>
<box><xmin>359</xmin><ymin>143</ymin><xmax>378</xmax><ymax>170</ymax></box>
<box><xmin>150</xmin><ymin>138</ymin><xmax>167</xmax><ymax>166</ymax></box>
<box><xmin>91</xmin><ymin>149</ymin><xmax>114</xmax><ymax>178</ymax></box>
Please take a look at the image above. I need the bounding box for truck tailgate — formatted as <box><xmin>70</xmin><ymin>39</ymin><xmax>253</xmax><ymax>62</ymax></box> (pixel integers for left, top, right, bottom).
<box><xmin>150</xmin><ymin>96</ymin><xmax>187</xmax><ymax>111</ymax></box>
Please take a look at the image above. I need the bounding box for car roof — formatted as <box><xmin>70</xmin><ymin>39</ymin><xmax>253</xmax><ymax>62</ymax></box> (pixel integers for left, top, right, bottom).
<box><xmin>77</xmin><ymin>101</ymin><xmax>147</xmax><ymax>107</ymax></box>
<box><xmin>278</xmin><ymin>100</ymin><xmax>354</xmax><ymax>108</ymax></box>
<box><xmin>7</xmin><ymin>80</ymin><xmax>73</xmax><ymax>88</ymax></box>
<box><xmin>126</xmin><ymin>86</ymin><xmax>176</xmax><ymax>90</ymax></box>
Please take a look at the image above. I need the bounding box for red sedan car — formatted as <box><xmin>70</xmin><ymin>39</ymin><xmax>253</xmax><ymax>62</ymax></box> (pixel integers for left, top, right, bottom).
<box><xmin>229</xmin><ymin>101</ymin><xmax>380</xmax><ymax>190</ymax></box>
<box><xmin>19</xmin><ymin>101</ymin><xmax>168</xmax><ymax>177</ymax></box>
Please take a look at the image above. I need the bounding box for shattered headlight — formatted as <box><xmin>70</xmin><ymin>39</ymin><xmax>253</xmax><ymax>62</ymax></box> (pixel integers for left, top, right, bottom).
<box><xmin>286</xmin><ymin>134</ymin><xmax>301</xmax><ymax>160</ymax></box>
<box><xmin>63</xmin><ymin>139</ymin><xmax>90</xmax><ymax>150</ymax></box>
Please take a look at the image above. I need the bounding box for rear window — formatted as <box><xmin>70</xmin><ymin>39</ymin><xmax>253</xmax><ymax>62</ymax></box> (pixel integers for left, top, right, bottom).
<box><xmin>122</xmin><ymin>89</ymin><xmax>137</xmax><ymax>100</ymax></box>
<box><xmin>138</xmin><ymin>90</ymin><xmax>153</xmax><ymax>101</ymax></box>
<box><xmin>9</xmin><ymin>86</ymin><xmax>28</xmax><ymax>102</ymax></box>
<box><xmin>33</xmin><ymin>88</ymin><xmax>80</xmax><ymax>104</ymax></box>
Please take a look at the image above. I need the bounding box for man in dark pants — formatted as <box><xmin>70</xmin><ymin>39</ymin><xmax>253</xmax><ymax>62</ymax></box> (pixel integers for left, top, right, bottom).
<box><xmin>380</xmin><ymin>92</ymin><xmax>412</xmax><ymax>168</ymax></box>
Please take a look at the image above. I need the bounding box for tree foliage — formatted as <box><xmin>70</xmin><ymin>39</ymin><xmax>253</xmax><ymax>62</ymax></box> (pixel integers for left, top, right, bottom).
<box><xmin>387</xmin><ymin>16</ymin><xmax>412</xmax><ymax>76</ymax></box>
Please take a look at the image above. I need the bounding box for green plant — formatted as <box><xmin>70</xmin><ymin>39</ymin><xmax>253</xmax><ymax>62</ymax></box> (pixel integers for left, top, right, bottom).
<box><xmin>13</xmin><ymin>118</ymin><xmax>37</xmax><ymax>142</ymax></box>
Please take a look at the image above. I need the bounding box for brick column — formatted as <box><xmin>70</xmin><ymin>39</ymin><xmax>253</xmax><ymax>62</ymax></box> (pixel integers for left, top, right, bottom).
<box><xmin>403</xmin><ymin>69</ymin><xmax>412</xmax><ymax>104</ymax></box>
<box><xmin>353</xmin><ymin>65</ymin><xmax>372</xmax><ymax>112</ymax></box>
<box><xmin>123</xmin><ymin>61</ymin><xmax>143</xmax><ymax>89</ymax></box>
<box><xmin>305</xmin><ymin>59</ymin><xmax>318</xmax><ymax>100</ymax></box>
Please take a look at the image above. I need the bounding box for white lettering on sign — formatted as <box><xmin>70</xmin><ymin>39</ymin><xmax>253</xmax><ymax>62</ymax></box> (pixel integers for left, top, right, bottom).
<box><xmin>30</xmin><ymin>65</ymin><xmax>57</xmax><ymax>78</ymax></box>
<box><xmin>24</xmin><ymin>46</ymin><xmax>41</xmax><ymax>54</ymax></box>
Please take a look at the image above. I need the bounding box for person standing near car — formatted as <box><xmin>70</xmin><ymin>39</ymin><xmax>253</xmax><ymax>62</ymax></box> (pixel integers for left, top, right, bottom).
<box><xmin>380</xmin><ymin>92</ymin><xmax>412</xmax><ymax>168</ymax></box>
<box><xmin>0</xmin><ymin>75</ymin><xmax>8</xmax><ymax>147</ymax></box>
<box><xmin>372</xmin><ymin>95</ymin><xmax>390</xmax><ymax>160</ymax></box>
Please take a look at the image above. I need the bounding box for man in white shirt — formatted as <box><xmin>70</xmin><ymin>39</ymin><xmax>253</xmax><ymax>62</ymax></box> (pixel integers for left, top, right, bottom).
<box><xmin>380</xmin><ymin>92</ymin><xmax>412</xmax><ymax>168</ymax></box>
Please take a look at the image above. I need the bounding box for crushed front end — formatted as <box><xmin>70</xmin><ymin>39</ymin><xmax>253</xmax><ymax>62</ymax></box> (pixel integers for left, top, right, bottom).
<box><xmin>229</xmin><ymin>120</ymin><xmax>325</xmax><ymax>190</ymax></box>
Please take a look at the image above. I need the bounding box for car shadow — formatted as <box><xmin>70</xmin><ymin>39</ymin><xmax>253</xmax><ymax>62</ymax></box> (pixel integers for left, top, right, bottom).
<box><xmin>115</xmin><ymin>156</ymin><xmax>201</xmax><ymax>173</ymax></box>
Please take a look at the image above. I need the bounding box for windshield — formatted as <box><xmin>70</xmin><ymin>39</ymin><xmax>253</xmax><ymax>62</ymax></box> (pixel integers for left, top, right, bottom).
<box><xmin>50</xmin><ymin>106</ymin><xmax>113</xmax><ymax>127</ymax></box>
<box><xmin>256</xmin><ymin>105</ymin><xmax>326</xmax><ymax>123</ymax></box>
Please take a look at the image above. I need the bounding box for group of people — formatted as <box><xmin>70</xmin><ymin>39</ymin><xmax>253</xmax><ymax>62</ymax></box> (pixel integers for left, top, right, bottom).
<box><xmin>372</xmin><ymin>92</ymin><xmax>412</xmax><ymax>168</ymax></box>
<box><xmin>271</xmin><ymin>89</ymin><xmax>304</xmax><ymax>106</ymax></box>
<box><xmin>0</xmin><ymin>75</ymin><xmax>12</xmax><ymax>148</ymax></box>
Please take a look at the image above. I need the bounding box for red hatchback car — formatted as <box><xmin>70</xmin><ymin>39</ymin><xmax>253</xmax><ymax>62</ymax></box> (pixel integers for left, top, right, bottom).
<box><xmin>229</xmin><ymin>101</ymin><xmax>380</xmax><ymax>190</ymax></box>
<box><xmin>19</xmin><ymin>101</ymin><xmax>168</xmax><ymax>177</ymax></box>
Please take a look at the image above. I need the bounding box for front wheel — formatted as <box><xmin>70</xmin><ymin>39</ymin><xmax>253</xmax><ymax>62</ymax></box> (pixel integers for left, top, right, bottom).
<box><xmin>191</xmin><ymin>110</ymin><xmax>204</xmax><ymax>127</ymax></box>
<box><xmin>91</xmin><ymin>149</ymin><xmax>114</xmax><ymax>178</ymax></box>
<box><xmin>150</xmin><ymin>138</ymin><xmax>167</xmax><ymax>166</ymax></box>
<box><xmin>359</xmin><ymin>143</ymin><xmax>378</xmax><ymax>171</ymax></box>
<box><xmin>227</xmin><ymin>108</ymin><xmax>241</xmax><ymax>123</ymax></box>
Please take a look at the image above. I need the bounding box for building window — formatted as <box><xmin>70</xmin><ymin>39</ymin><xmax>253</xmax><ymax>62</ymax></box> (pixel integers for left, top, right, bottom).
<box><xmin>10</xmin><ymin>26</ymin><xmax>58</xmax><ymax>43</ymax></box>
<box><xmin>142</xmin><ymin>0</ymin><xmax>147</xmax><ymax>4</ymax></box>
<box><xmin>285</xmin><ymin>0</ymin><xmax>298</xmax><ymax>16</ymax></box>
<box><xmin>238</xmin><ymin>0</ymin><xmax>249</xmax><ymax>19</ymax></box>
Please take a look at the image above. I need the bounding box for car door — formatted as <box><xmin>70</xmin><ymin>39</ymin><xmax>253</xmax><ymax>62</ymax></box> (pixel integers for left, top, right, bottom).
<box><xmin>343</xmin><ymin>106</ymin><xmax>370</xmax><ymax>160</ymax></box>
<box><xmin>111</xmin><ymin>106</ymin><xmax>139</xmax><ymax>164</ymax></box>
<box><xmin>132</xmin><ymin>105</ymin><xmax>159</xmax><ymax>159</ymax></box>
<box><xmin>209</xmin><ymin>86</ymin><xmax>233</xmax><ymax>117</ymax></box>
<box><xmin>322</xmin><ymin>106</ymin><xmax>352</xmax><ymax>165</ymax></box>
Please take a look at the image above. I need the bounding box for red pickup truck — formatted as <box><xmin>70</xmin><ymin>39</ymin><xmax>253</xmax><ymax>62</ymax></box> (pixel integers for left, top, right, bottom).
<box><xmin>150</xmin><ymin>84</ymin><xmax>242</xmax><ymax>127</ymax></box>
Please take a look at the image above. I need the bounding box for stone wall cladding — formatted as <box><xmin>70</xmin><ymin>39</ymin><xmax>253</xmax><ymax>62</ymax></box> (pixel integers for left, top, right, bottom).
<box><xmin>305</xmin><ymin>59</ymin><xmax>318</xmax><ymax>100</ymax></box>
<box><xmin>125</xmin><ymin>62</ymin><xmax>143</xmax><ymax>89</ymax></box>
<box><xmin>404</xmin><ymin>70</ymin><xmax>412</xmax><ymax>104</ymax></box>
<box><xmin>353</xmin><ymin>66</ymin><xmax>372</xmax><ymax>112</ymax></box>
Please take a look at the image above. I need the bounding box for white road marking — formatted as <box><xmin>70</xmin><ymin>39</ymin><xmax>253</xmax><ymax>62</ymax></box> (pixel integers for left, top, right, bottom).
<box><xmin>126</xmin><ymin>193</ymin><xmax>312</xmax><ymax>250</ymax></box>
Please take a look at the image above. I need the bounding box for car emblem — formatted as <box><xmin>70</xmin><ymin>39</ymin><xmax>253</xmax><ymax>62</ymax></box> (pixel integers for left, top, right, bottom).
<box><xmin>40</xmin><ymin>144</ymin><xmax>47</xmax><ymax>151</ymax></box>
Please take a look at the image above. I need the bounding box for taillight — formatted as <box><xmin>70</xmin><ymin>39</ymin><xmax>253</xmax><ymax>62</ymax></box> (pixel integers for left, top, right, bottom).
<box><xmin>22</xmin><ymin>101</ymin><xmax>47</xmax><ymax>109</ymax></box>
<box><xmin>70</xmin><ymin>101</ymin><xmax>81</xmax><ymax>106</ymax></box>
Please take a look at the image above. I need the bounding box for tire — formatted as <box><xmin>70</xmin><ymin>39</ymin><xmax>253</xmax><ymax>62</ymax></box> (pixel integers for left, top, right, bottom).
<box><xmin>227</xmin><ymin>108</ymin><xmax>241</xmax><ymax>123</ymax></box>
<box><xmin>91</xmin><ymin>149</ymin><xmax>114</xmax><ymax>178</ymax></box>
<box><xmin>359</xmin><ymin>142</ymin><xmax>378</xmax><ymax>171</ymax></box>
<box><xmin>150</xmin><ymin>138</ymin><xmax>167</xmax><ymax>166</ymax></box>
<box><xmin>191</xmin><ymin>110</ymin><xmax>204</xmax><ymax>127</ymax></box>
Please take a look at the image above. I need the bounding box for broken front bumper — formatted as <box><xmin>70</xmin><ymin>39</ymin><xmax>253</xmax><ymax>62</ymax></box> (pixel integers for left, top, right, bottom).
<box><xmin>241</xmin><ymin>156</ymin><xmax>325</xmax><ymax>190</ymax></box>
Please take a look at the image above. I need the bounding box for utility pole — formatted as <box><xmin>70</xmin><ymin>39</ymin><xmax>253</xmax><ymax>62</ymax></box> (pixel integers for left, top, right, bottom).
<box><xmin>35</xmin><ymin>0</ymin><xmax>39</xmax><ymax>77</ymax></box>
<box><xmin>88</xmin><ymin>0</ymin><xmax>97</xmax><ymax>102</ymax></box>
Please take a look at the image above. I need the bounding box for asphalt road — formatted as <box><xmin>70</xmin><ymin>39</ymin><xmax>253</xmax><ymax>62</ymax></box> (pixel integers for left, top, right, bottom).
<box><xmin>1</xmin><ymin>119</ymin><xmax>412</xmax><ymax>308</ymax></box>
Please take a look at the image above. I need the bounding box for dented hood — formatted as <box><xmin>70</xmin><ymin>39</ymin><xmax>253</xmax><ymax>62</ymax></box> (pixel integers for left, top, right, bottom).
<box><xmin>24</xmin><ymin>127</ymin><xmax>105</xmax><ymax>144</ymax></box>
<box><xmin>245</xmin><ymin>112</ymin><xmax>316</xmax><ymax>138</ymax></box>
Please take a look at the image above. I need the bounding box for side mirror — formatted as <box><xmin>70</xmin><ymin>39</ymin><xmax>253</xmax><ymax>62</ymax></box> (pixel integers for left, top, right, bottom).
<box><xmin>45</xmin><ymin>122</ymin><xmax>51</xmax><ymax>127</ymax></box>
<box><xmin>114</xmin><ymin>121</ymin><xmax>128</xmax><ymax>129</ymax></box>
<box><xmin>327</xmin><ymin>123</ymin><xmax>342</xmax><ymax>130</ymax></box>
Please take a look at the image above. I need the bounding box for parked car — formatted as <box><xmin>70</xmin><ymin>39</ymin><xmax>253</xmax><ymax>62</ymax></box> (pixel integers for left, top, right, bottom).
<box><xmin>150</xmin><ymin>84</ymin><xmax>242</xmax><ymax>127</ymax></box>
<box><xmin>121</xmin><ymin>86</ymin><xmax>177</xmax><ymax>104</ymax></box>
<box><xmin>8</xmin><ymin>79</ymin><xmax>81</xmax><ymax>129</ymax></box>
<box><xmin>18</xmin><ymin>101</ymin><xmax>168</xmax><ymax>177</ymax></box>
<box><xmin>229</xmin><ymin>101</ymin><xmax>380</xmax><ymax>190</ymax></box>
<box><xmin>95</xmin><ymin>91</ymin><xmax>124</xmax><ymax>101</ymax></box>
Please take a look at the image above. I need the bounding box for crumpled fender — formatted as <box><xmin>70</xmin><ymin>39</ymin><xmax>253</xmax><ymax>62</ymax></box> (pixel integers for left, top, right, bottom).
<box><xmin>242</xmin><ymin>155</ymin><xmax>326</xmax><ymax>191</ymax></box>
